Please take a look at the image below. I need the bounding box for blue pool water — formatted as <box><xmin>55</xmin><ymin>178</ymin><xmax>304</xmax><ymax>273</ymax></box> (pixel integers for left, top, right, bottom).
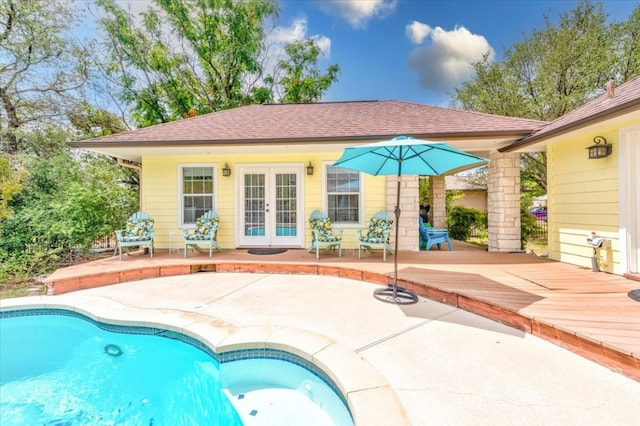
<box><xmin>0</xmin><ymin>309</ymin><xmax>353</xmax><ymax>425</ymax></box>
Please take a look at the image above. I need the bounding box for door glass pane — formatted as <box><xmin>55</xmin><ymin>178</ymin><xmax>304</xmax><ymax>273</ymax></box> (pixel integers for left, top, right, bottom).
<box><xmin>275</xmin><ymin>173</ymin><xmax>297</xmax><ymax>237</ymax></box>
<box><xmin>244</xmin><ymin>174</ymin><xmax>265</xmax><ymax>236</ymax></box>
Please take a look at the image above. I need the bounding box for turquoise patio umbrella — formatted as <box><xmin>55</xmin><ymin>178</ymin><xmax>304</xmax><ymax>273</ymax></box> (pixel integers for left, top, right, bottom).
<box><xmin>333</xmin><ymin>136</ymin><xmax>487</xmax><ymax>304</ymax></box>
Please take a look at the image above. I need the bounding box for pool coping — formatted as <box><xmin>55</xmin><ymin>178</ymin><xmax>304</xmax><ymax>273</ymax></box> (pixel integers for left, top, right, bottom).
<box><xmin>0</xmin><ymin>295</ymin><xmax>411</xmax><ymax>426</ymax></box>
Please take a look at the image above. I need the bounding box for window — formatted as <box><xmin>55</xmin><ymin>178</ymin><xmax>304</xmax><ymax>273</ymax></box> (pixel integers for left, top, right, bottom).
<box><xmin>325</xmin><ymin>164</ymin><xmax>361</xmax><ymax>224</ymax></box>
<box><xmin>180</xmin><ymin>166</ymin><xmax>214</xmax><ymax>225</ymax></box>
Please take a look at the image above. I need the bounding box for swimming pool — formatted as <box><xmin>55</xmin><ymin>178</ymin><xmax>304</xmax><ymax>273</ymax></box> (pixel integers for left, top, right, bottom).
<box><xmin>0</xmin><ymin>309</ymin><xmax>354</xmax><ymax>425</ymax></box>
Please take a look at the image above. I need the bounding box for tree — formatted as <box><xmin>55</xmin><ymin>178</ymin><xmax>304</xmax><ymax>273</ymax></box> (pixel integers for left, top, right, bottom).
<box><xmin>612</xmin><ymin>5</ymin><xmax>640</xmax><ymax>81</ymax></box>
<box><xmin>452</xmin><ymin>0</ymin><xmax>640</xmax><ymax>192</ymax></box>
<box><xmin>0</xmin><ymin>0</ymin><xmax>91</xmax><ymax>154</ymax></box>
<box><xmin>67</xmin><ymin>102</ymin><xmax>128</xmax><ymax>139</ymax></box>
<box><xmin>276</xmin><ymin>40</ymin><xmax>340</xmax><ymax>103</ymax></box>
<box><xmin>95</xmin><ymin>0</ymin><xmax>339</xmax><ymax>127</ymax></box>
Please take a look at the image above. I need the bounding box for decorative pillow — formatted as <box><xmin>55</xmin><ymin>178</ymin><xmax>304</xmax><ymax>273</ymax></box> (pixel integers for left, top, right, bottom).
<box><xmin>124</xmin><ymin>217</ymin><xmax>154</xmax><ymax>241</ymax></box>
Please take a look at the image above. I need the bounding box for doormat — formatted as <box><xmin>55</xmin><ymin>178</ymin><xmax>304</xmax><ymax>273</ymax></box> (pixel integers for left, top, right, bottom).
<box><xmin>247</xmin><ymin>248</ymin><xmax>288</xmax><ymax>255</ymax></box>
<box><xmin>628</xmin><ymin>289</ymin><xmax>640</xmax><ymax>303</ymax></box>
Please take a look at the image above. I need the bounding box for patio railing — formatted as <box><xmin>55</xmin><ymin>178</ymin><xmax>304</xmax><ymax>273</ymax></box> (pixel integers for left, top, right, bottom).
<box><xmin>531</xmin><ymin>219</ymin><xmax>548</xmax><ymax>239</ymax></box>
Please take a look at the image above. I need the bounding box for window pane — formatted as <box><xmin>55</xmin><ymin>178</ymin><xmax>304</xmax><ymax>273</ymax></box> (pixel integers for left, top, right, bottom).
<box><xmin>326</xmin><ymin>166</ymin><xmax>360</xmax><ymax>224</ymax></box>
<box><xmin>182</xmin><ymin>167</ymin><xmax>215</xmax><ymax>224</ymax></box>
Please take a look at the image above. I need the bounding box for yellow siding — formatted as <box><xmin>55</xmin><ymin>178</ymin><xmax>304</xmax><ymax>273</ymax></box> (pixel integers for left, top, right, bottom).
<box><xmin>548</xmin><ymin>129</ymin><xmax>620</xmax><ymax>273</ymax></box>
<box><xmin>140</xmin><ymin>152</ymin><xmax>388</xmax><ymax>250</ymax></box>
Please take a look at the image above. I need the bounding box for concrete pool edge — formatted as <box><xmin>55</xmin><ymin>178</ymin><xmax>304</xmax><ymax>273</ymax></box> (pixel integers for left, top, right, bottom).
<box><xmin>0</xmin><ymin>295</ymin><xmax>410</xmax><ymax>426</ymax></box>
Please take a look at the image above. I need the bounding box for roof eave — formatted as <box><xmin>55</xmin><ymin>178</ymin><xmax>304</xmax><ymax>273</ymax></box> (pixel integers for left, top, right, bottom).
<box><xmin>499</xmin><ymin>99</ymin><xmax>640</xmax><ymax>152</ymax></box>
<box><xmin>67</xmin><ymin>129</ymin><xmax>539</xmax><ymax>149</ymax></box>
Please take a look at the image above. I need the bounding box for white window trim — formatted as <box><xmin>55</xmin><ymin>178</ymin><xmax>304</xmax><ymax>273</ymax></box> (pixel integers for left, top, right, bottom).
<box><xmin>322</xmin><ymin>160</ymin><xmax>364</xmax><ymax>228</ymax></box>
<box><xmin>178</xmin><ymin>163</ymin><xmax>218</xmax><ymax>228</ymax></box>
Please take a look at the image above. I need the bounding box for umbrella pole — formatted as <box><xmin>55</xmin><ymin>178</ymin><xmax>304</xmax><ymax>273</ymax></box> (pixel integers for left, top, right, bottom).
<box><xmin>393</xmin><ymin>178</ymin><xmax>400</xmax><ymax>295</ymax></box>
<box><xmin>373</xmin><ymin>175</ymin><xmax>418</xmax><ymax>305</ymax></box>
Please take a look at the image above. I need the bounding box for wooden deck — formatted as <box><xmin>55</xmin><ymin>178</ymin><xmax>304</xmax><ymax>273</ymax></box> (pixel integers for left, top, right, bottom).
<box><xmin>43</xmin><ymin>240</ymin><xmax>640</xmax><ymax>382</ymax></box>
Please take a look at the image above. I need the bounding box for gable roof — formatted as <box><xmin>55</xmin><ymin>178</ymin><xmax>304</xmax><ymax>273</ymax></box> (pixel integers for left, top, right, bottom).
<box><xmin>502</xmin><ymin>75</ymin><xmax>640</xmax><ymax>152</ymax></box>
<box><xmin>70</xmin><ymin>100</ymin><xmax>546</xmax><ymax>148</ymax></box>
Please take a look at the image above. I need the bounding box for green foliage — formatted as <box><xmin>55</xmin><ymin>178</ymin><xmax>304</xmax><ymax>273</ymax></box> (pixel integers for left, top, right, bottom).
<box><xmin>0</xmin><ymin>151</ymin><xmax>138</xmax><ymax>281</ymax></box>
<box><xmin>520</xmin><ymin>205</ymin><xmax>540</xmax><ymax>249</ymax></box>
<box><xmin>278</xmin><ymin>39</ymin><xmax>340</xmax><ymax>103</ymax></box>
<box><xmin>0</xmin><ymin>0</ymin><xmax>90</xmax><ymax>154</ymax></box>
<box><xmin>611</xmin><ymin>5</ymin><xmax>640</xmax><ymax>80</ymax></box>
<box><xmin>67</xmin><ymin>102</ymin><xmax>128</xmax><ymax>139</ymax></box>
<box><xmin>95</xmin><ymin>0</ymin><xmax>339</xmax><ymax>126</ymax></box>
<box><xmin>447</xmin><ymin>206</ymin><xmax>486</xmax><ymax>241</ymax></box>
<box><xmin>452</xmin><ymin>0</ymin><xmax>640</xmax><ymax>193</ymax></box>
<box><xmin>454</xmin><ymin>0</ymin><xmax>626</xmax><ymax>122</ymax></box>
<box><xmin>0</xmin><ymin>156</ymin><xmax>24</xmax><ymax>220</ymax></box>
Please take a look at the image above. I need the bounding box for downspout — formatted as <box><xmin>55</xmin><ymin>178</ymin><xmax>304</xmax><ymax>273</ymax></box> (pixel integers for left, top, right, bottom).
<box><xmin>117</xmin><ymin>158</ymin><xmax>143</xmax><ymax>209</ymax></box>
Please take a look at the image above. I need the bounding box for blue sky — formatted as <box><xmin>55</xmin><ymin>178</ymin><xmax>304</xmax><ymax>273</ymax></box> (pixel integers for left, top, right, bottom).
<box><xmin>270</xmin><ymin>0</ymin><xmax>637</xmax><ymax>106</ymax></box>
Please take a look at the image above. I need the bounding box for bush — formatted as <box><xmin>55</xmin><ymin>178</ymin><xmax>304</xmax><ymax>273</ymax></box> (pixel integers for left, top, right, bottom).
<box><xmin>520</xmin><ymin>205</ymin><xmax>540</xmax><ymax>249</ymax></box>
<box><xmin>0</xmin><ymin>151</ymin><xmax>138</xmax><ymax>281</ymax></box>
<box><xmin>447</xmin><ymin>206</ymin><xmax>486</xmax><ymax>241</ymax></box>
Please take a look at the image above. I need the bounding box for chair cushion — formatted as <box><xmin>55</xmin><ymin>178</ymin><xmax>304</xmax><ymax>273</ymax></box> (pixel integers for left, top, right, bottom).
<box><xmin>191</xmin><ymin>216</ymin><xmax>219</xmax><ymax>239</ymax></box>
<box><xmin>125</xmin><ymin>217</ymin><xmax>154</xmax><ymax>239</ymax></box>
<box><xmin>361</xmin><ymin>217</ymin><xmax>392</xmax><ymax>243</ymax></box>
<box><xmin>309</xmin><ymin>216</ymin><xmax>342</xmax><ymax>242</ymax></box>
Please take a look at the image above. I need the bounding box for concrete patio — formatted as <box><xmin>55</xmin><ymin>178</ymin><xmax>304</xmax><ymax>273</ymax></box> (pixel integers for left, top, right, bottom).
<box><xmin>3</xmin><ymin>240</ymin><xmax>640</xmax><ymax>424</ymax></box>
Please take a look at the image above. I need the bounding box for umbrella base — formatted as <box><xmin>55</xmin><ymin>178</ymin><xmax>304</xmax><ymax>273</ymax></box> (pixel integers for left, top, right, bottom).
<box><xmin>373</xmin><ymin>284</ymin><xmax>418</xmax><ymax>305</ymax></box>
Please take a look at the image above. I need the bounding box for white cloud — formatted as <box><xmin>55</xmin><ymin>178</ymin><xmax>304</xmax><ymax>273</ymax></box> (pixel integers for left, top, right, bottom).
<box><xmin>405</xmin><ymin>21</ymin><xmax>431</xmax><ymax>45</ymax></box>
<box><xmin>268</xmin><ymin>17</ymin><xmax>332</xmax><ymax>59</ymax></box>
<box><xmin>406</xmin><ymin>23</ymin><xmax>495</xmax><ymax>94</ymax></box>
<box><xmin>259</xmin><ymin>16</ymin><xmax>332</xmax><ymax>95</ymax></box>
<box><xmin>317</xmin><ymin>0</ymin><xmax>397</xmax><ymax>29</ymax></box>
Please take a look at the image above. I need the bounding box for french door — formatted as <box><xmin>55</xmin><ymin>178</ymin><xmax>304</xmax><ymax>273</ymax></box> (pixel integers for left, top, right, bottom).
<box><xmin>237</xmin><ymin>165</ymin><xmax>304</xmax><ymax>247</ymax></box>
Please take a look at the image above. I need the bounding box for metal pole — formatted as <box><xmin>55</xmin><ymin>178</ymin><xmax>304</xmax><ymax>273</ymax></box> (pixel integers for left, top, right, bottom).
<box><xmin>393</xmin><ymin>177</ymin><xmax>401</xmax><ymax>297</ymax></box>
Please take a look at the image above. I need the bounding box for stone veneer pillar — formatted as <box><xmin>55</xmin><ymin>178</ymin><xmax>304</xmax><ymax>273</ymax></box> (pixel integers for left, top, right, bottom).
<box><xmin>488</xmin><ymin>151</ymin><xmax>521</xmax><ymax>252</ymax></box>
<box><xmin>429</xmin><ymin>175</ymin><xmax>446</xmax><ymax>228</ymax></box>
<box><xmin>387</xmin><ymin>175</ymin><xmax>419</xmax><ymax>251</ymax></box>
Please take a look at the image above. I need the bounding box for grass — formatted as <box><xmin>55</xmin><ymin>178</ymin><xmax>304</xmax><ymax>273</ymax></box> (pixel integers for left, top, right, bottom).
<box><xmin>0</xmin><ymin>278</ymin><xmax>43</xmax><ymax>299</ymax></box>
<box><xmin>0</xmin><ymin>251</ymin><xmax>114</xmax><ymax>300</ymax></box>
<box><xmin>525</xmin><ymin>238</ymin><xmax>549</xmax><ymax>257</ymax></box>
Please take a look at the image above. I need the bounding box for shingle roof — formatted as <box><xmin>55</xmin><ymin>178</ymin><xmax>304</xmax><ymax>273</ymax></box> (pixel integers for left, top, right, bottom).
<box><xmin>71</xmin><ymin>100</ymin><xmax>546</xmax><ymax>147</ymax></box>
<box><xmin>502</xmin><ymin>75</ymin><xmax>640</xmax><ymax>151</ymax></box>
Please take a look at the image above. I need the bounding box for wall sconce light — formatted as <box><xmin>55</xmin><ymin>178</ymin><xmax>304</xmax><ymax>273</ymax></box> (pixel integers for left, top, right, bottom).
<box><xmin>222</xmin><ymin>163</ymin><xmax>231</xmax><ymax>177</ymax></box>
<box><xmin>306</xmin><ymin>162</ymin><xmax>314</xmax><ymax>175</ymax></box>
<box><xmin>587</xmin><ymin>136</ymin><xmax>612</xmax><ymax>159</ymax></box>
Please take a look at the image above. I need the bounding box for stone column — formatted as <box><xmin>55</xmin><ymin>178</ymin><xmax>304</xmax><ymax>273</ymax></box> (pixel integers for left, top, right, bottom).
<box><xmin>387</xmin><ymin>175</ymin><xmax>419</xmax><ymax>251</ymax></box>
<box><xmin>429</xmin><ymin>175</ymin><xmax>446</xmax><ymax>228</ymax></box>
<box><xmin>487</xmin><ymin>151</ymin><xmax>521</xmax><ymax>252</ymax></box>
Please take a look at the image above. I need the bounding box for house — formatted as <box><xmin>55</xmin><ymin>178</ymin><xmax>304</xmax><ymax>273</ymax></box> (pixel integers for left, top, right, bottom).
<box><xmin>69</xmin><ymin>101</ymin><xmax>545</xmax><ymax>254</ymax></box>
<box><xmin>501</xmin><ymin>76</ymin><xmax>640</xmax><ymax>277</ymax></box>
<box><xmin>445</xmin><ymin>175</ymin><xmax>487</xmax><ymax>212</ymax></box>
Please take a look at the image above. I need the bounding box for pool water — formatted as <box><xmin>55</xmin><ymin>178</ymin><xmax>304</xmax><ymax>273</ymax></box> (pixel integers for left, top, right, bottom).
<box><xmin>0</xmin><ymin>310</ymin><xmax>353</xmax><ymax>425</ymax></box>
